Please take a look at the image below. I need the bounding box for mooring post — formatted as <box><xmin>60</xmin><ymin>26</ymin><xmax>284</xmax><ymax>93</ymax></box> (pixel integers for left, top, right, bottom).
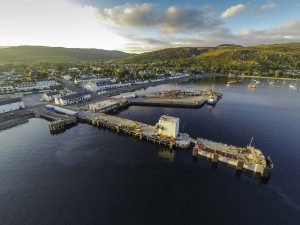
<box><xmin>236</xmin><ymin>160</ymin><xmax>244</xmax><ymax>171</ymax></box>
<box><xmin>192</xmin><ymin>148</ymin><xmax>198</xmax><ymax>156</ymax></box>
<box><xmin>212</xmin><ymin>154</ymin><xmax>219</xmax><ymax>163</ymax></box>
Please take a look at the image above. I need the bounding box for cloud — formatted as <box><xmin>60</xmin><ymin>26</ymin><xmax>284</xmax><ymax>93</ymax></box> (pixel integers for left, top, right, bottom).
<box><xmin>220</xmin><ymin>4</ymin><xmax>247</xmax><ymax>19</ymax></box>
<box><xmin>121</xmin><ymin>19</ymin><xmax>300</xmax><ymax>53</ymax></box>
<box><xmin>260</xmin><ymin>2</ymin><xmax>277</xmax><ymax>10</ymax></box>
<box><xmin>97</xmin><ymin>3</ymin><xmax>157</xmax><ymax>27</ymax></box>
<box><xmin>240</xmin><ymin>20</ymin><xmax>300</xmax><ymax>38</ymax></box>
<box><xmin>161</xmin><ymin>6</ymin><xmax>222</xmax><ymax>33</ymax></box>
<box><xmin>252</xmin><ymin>2</ymin><xmax>277</xmax><ymax>12</ymax></box>
<box><xmin>237</xmin><ymin>19</ymin><xmax>300</xmax><ymax>45</ymax></box>
<box><xmin>97</xmin><ymin>3</ymin><xmax>222</xmax><ymax>34</ymax></box>
<box><xmin>0</xmin><ymin>0</ymin><xmax>126</xmax><ymax>50</ymax></box>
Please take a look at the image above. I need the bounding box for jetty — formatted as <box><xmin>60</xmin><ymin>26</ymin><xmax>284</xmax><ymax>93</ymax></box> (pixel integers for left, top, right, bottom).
<box><xmin>91</xmin><ymin>114</ymin><xmax>186</xmax><ymax>149</ymax></box>
<box><xmin>35</xmin><ymin>108</ymin><xmax>77</xmax><ymax>132</ymax></box>
<box><xmin>130</xmin><ymin>89</ymin><xmax>216</xmax><ymax>108</ymax></box>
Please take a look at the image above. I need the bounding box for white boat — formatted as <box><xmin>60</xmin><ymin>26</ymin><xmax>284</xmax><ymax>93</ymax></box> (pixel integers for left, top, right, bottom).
<box><xmin>289</xmin><ymin>84</ymin><xmax>297</xmax><ymax>89</ymax></box>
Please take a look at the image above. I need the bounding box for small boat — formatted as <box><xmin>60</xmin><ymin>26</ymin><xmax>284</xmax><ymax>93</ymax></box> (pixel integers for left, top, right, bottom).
<box><xmin>227</xmin><ymin>80</ymin><xmax>238</xmax><ymax>87</ymax></box>
<box><xmin>289</xmin><ymin>84</ymin><xmax>297</xmax><ymax>89</ymax></box>
<box><xmin>254</xmin><ymin>80</ymin><xmax>260</xmax><ymax>84</ymax></box>
<box><xmin>248</xmin><ymin>82</ymin><xmax>256</xmax><ymax>88</ymax></box>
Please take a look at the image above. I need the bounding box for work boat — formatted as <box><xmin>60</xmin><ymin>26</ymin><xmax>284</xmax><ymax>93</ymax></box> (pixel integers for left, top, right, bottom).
<box><xmin>207</xmin><ymin>95</ymin><xmax>219</xmax><ymax>105</ymax></box>
<box><xmin>207</xmin><ymin>84</ymin><xmax>222</xmax><ymax>105</ymax></box>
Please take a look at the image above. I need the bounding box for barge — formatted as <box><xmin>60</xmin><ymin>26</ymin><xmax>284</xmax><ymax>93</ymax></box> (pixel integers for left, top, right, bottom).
<box><xmin>193</xmin><ymin>138</ymin><xmax>273</xmax><ymax>177</ymax></box>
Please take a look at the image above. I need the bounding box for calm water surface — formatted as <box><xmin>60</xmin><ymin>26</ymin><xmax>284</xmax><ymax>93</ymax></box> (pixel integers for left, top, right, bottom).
<box><xmin>1</xmin><ymin>78</ymin><xmax>300</xmax><ymax>225</ymax></box>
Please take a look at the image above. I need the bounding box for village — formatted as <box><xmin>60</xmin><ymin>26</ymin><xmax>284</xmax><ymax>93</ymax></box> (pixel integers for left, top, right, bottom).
<box><xmin>0</xmin><ymin>64</ymin><xmax>211</xmax><ymax>130</ymax></box>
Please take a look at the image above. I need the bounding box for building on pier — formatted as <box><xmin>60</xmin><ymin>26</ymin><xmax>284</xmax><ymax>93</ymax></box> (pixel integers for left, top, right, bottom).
<box><xmin>156</xmin><ymin>115</ymin><xmax>179</xmax><ymax>139</ymax></box>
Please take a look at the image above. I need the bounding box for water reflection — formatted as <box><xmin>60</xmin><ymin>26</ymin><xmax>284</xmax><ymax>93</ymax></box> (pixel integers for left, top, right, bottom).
<box><xmin>157</xmin><ymin>148</ymin><xmax>176</xmax><ymax>162</ymax></box>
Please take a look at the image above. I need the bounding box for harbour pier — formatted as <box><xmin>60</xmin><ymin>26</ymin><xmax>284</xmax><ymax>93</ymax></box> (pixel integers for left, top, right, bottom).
<box><xmin>35</xmin><ymin>108</ymin><xmax>77</xmax><ymax>132</ymax></box>
<box><xmin>129</xmin><ymin>89</ymin><xmax>217</xmax><ymax>109</ymax></box>
<box><xmin>92</xmin><ymin>114</ymin><xmax>177</xmax><ymax>149</ymax></box>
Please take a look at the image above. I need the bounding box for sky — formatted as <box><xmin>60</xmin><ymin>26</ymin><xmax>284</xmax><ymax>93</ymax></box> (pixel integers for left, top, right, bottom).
<box><xmin>0</xmin><ymin>0</ymin><xmax>300</xmax><ymax>53</ymax></box>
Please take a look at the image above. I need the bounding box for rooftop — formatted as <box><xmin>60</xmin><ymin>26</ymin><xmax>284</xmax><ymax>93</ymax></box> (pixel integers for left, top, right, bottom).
<box><xmin>60</xmin><ymin>92</ymin><xmax>90</xmax><ymax>100</ymax></box>
<box><xmin>159</xmin><ymin>115</ymin><xmax>179</xmax><ymax>123</ymax></box>
<box><xmin>44</xmin><ymin>91</ymin><xmax>60</xmax><ymax>96</ymax></box>
<box><xmin>0</xmin><ymin>98</ymin><xmax>23</xmax><ymax>106</ymax></box>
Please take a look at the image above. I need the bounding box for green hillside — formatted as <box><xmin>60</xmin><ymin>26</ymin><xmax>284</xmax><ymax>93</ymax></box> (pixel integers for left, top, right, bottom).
<box><xmin>117</xmin><ymin>43</ymin><xmax>300</xmax><ymax>76</ymax></box>
<box><xmin>0</xmin><ymin>46</ymin><xmax>132</xmax><ymax>64</ymax></box>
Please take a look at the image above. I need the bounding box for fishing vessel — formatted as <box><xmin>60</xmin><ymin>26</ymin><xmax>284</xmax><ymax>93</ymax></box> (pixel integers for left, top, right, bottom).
<box><xmin>193</xmin><ymin>137</ymin><xmax>273</xmax><ymax>177</ymax></box>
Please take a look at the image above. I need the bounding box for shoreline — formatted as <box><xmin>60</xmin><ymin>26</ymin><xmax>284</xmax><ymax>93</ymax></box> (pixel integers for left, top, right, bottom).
<box><xmin>235</xmin><ymin>75</ymin><xmax>300</xmax><ymax>81</ymax></box>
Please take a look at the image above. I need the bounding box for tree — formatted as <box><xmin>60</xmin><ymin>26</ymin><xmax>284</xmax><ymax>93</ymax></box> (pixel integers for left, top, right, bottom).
<box><xmin>274</xmin><ymin>70</ymin><xmax>281</xmax><ymax>78</ymax></box>
<box><xmin>114</xmin><ymin>68</ymin><xmax>130</xmax><ymax>80</ymax></box>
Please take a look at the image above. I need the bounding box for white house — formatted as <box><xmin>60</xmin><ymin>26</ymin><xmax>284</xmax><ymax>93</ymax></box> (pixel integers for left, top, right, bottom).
<box><xmin>15</xmin><ymin>79</ymin><xmax>59</xmax><ymax>92</ymax></box>
<box><xmin>55</xmin><ymin>92</ymin><xmax>91</xmax><ymax>106</ymax></box>
<box><xmin>35</xmin><ymin>78</ymin><xmax>58</xmax><ymax>88</ymax></box>
<box><xmin>0</xmin><ymin>98</ymin><xmax>25</xmax><ymax>114</ymax></box>
<box><xmin>42</xmin><ymin>91</ymin><xmax>62</xmax><ymax>101</ymax></box>
<box><xmin>63</xmin><ymin>75</ymin><xmax>72</xmax><ymax>81</ymax></box>
<box><xmin>83</xmin><ymin>81</ymin><xmax>99</xmax><ymax>92</ymax></box>
<box><xmin>156</xmin><ymin>115</ymin><xmax>180</xmax><ymax>139</ymax></box>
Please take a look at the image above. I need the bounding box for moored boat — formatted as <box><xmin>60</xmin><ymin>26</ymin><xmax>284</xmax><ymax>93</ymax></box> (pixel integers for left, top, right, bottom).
<box><xmin>207</xmin><ymin>95</ymin><xmax>219</xmax><ymax>105</ymax></box>
<box><xmin>248</xmin><ymin>82</ymin><xmax>257</xmax><ymax>88</ymax></box>
<box><xmin>193</xmin><ymin>137</ymin><xmax>273</xmax><ymax>177</ymax></box>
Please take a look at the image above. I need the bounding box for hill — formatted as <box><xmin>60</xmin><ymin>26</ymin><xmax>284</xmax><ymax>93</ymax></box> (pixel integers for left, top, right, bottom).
<box><xmin>0</xmin><ymin>46</ymin><xmax>132</xmax><ymax>64</ymax></box>
<box><xmin>117</xmin><ymin>43</ymin><xmax>300</xmax><ymax>76</ymax></box>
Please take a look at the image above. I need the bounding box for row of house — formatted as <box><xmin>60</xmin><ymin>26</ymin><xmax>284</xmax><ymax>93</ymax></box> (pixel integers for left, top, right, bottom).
<box><xmin>83</xmin><ymin>80</ymin><xmax>134</xmax><ymax>92</ymax></box>
<box><xmin>0</xmin><ymin>79</ymin><xmax>59</xmax><ymax>93</ymax></box>
<box><xmin>82</xmin><ymin>73</ymin><xmax>191</xmax><ymax>93</ymax></box>
<box><xmin>75</xmin><ymin>77</ymin><xmax>116</xmax><ymax>85</ymax></box>
<box><xmin>0</xmin><ymin>70</ymin><xmax>24</xmax><ymax>82</ymax></box>
<box><xmin>54</xmin><ymin>92</ymin><xmax>91</xmax><ymax>106</ymax></box>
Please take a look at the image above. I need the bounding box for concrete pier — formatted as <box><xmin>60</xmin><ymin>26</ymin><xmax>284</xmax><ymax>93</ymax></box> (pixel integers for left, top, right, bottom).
<box><xmin>92</xmin><ymin>113</ymin><xmax>176</xmax><ymax>149</ymax></box>
<box><xmin>129</xmin><ymin>90</ymin><xmax>213</xmax><ymax>109</ymax></box>
<box><xmin>35</xmin><ymin>109</ymin><xmax>77</xmax><ymax>132</ymax></box>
